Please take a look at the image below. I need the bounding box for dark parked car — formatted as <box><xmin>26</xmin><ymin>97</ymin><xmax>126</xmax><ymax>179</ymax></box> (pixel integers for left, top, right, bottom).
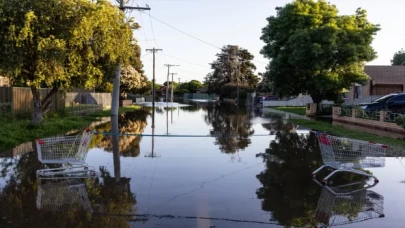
<box><xmin>359</xmin><ymin>93</ymin><xmax>405</xmax><ymax>113</ymax></box>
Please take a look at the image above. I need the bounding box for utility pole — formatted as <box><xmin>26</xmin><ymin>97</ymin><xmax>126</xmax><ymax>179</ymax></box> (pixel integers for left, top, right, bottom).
<box><xmin>170</xmin><ymin>73</ymin><xmax>178</xmax><ymax>102</ymax></box>
<box><xmin>164</xmin><ymin>64</ymin><xmax>179</xmax><ymax>102</ymax></box>
<box><xmin>111</xmin><ymin>2</ymin><xmax>151</xmax><ymax>116</ymax></box>
<box><xmin>146</xmin><ymin>47</ymin><xmax>162</xmax><ymax>127</ymax></box>
<box><xmin>178</xmin><ymin>78</ymin><xmax>181</xmax><ymax>85</ymax></box>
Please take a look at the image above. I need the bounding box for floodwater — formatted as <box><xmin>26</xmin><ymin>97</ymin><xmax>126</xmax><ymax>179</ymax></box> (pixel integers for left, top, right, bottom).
<box><xmin>1</xmin><ymin>104</ymin><xmax>405</xmax><ymax>228</ymax></box>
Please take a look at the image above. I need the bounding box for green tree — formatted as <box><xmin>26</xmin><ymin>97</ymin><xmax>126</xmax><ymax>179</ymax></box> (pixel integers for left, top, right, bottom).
<box><xmin>0</xmin><ymin>0</ymin><xmax>136</xmax><ymax>123</ymax></box>
<box><xmin>205</xmin><ymin>45</ymin><xmax>259</xmax><ymax>96</ymax></box>
<box><xmin>178</xmin><ymin>80</ymin><xmax>203</xmax><ymax>93</ymax></box>
<box><xmin>391</xmin><ymin>49</ymin><xmax>405</xmax><ymax>66</ymax></box>
<box><xmin>132</xmin><ymin>80</ymin><xmax>161</xmax><ymax>95</ymax></box>
<box><xmin>261</xmin><ymin>0</ymin><xmax>380</xmax><ymax>106</ymax></box>
<box><xmin>256</xmin><ymin>73</ymin><xmax>273</xmax><ymax>93</ymax></box>
<box><xmin>204</xmin><ymin>105</ymin><xmax>254</xmax><ymax>153</ymax></box>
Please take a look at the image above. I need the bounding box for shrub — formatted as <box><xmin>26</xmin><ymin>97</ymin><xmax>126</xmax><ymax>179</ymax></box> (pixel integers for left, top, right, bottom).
<box><xmin>396</xmin><ymin>116</ymin><xmax>405</xmax><ymax>129</ymax></box>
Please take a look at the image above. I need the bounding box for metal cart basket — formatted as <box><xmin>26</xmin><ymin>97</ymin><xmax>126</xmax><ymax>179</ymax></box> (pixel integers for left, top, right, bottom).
<box><xmin>36</xmin><ymin>129</ymin><xmax>94</xmax><ymax>164</ymax></box>
<box><xmin>36</xmin><ymin>180</ymin><xmax>93</xmax><ymax>213</ymax></box>
<box><xmin>315</xmin><ymin>185</ymin><xmax>385</xmax><ymax>227</ymax></box>
<box><xmin>312</xmin><ymin>132</ymin><xmax>387</xmax><ymax>185</ymax></box>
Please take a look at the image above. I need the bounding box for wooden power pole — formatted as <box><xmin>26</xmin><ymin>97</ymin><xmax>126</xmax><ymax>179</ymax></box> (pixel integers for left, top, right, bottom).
<box><xmin>111</xmin><ymin>3</ymin><xmax>151</xmax><ymax>116</ymax></box>
<box><xmin>164</xmin><ymin>64</ymin><xmax>179</xmax><ymax>102</ymax></box>
<box><xmin>170</xmin><ymin>73</ymin><xmax>177</xmax><ymax>102</ymax></box>
<box><xmin>146</xmin><ymin>47</ymin><xmax>162</xmax><ymax>128</ymax></box>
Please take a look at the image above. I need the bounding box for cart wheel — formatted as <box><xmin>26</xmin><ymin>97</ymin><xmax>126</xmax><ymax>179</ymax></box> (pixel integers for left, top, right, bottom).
<box><xmin>322</xmin><ymin>180</ymin><xmax>327</xmax><ymax>186</ymax></box>
<box><xmin>312</xmin><ymin>173</ymin><xmax>316</xmax><ymax>179</ymax></box>
<box><xmin>374</xmin><ymin>179</ymin><xmax>379</xmax><ymax>183</ymax></box>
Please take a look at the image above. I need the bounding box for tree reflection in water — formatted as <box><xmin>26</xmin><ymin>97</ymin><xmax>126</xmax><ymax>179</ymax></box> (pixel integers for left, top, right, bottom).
<box><xmin>256</xmin><ymin>128</ymin><xmax>377</xmax><ymax>227</ymax></box>
<box><xmin>204</xmin><ymin>104</ymin><xmax>254</xmax><ymax>153</ymax></box>
<box><xmin>92</xmin><ymin>109</ymin><xmax>150</xmax><ymax>157</ymax></box>
<box><xmin>0</xmin><ymin>148</ymin><xmax>136</xmax><ymax>227</ymax></box>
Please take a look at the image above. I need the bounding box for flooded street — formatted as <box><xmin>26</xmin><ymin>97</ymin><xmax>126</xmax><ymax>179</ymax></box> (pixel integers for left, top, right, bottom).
<box><xmin>1</xmin><ymin>104</ymin><xmax>404</xmax><ymax>228</ymax></box>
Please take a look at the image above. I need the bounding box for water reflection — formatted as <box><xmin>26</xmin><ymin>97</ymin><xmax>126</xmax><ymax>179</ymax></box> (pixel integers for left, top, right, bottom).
<box><xmin>0</xmin><ymin>138</ymin><xmax>136</xmax><ymax>227</ymax></box>
<box><xmin>255</xmin><ymin>131</ymin><xmax>380</xmax><ymax>227</ymax></box>
<box><xmin>92</xmin><ymin>109</ymin><xmax>150</xmax><ymax>157</ymax></box>
<box><xmin>205</xmin><ymin>104</ymin><xmax>254</xmax><ymax>153</ymax></box>
<box><xmin>315</xmin><ymin>185</ymin><xmax>385</xmax><ymax>227</ymax></box>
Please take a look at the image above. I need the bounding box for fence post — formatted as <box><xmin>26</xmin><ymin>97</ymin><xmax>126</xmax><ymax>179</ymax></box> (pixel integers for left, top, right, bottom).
<box><xmin>380</xmin><ymin>110</ymin><xmax>387</xmax><ymax>122</ymax></box>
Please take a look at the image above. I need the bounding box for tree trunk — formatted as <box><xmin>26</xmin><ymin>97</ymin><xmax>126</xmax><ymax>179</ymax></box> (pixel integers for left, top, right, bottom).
<box><xmin>310</xmin><ymin>93</ymin><xmax>324</xmax><ymax>116</ymax></box>
<box><xmin>31</xmin><ymin>86</ymin><xmax>43</xmax><ymax>124</ymax></box>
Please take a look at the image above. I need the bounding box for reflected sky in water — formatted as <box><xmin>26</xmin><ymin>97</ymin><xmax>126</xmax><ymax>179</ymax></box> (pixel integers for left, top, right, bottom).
<box><xmin>0</xmin><ymin>104</ymin><xmax>404</xmax><ymax>228</ymax></box>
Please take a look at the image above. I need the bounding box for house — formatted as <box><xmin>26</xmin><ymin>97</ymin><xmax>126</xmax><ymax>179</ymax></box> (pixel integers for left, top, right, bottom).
<box><xmin>348</xmin><ymin>65</ymin><xmax>405</xmax><ymax>100</ymax></box>
<box><xmin>0</xmin><ymin>76</ymin><xmax>9</xmax><ymax>87</ymax></box>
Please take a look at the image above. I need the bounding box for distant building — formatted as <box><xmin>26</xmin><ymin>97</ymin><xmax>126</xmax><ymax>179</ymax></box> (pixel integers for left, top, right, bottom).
<box><xmin>348</xmin><ymin>65</ymin><xmax>405</xmax><ymax>100</ymax></box>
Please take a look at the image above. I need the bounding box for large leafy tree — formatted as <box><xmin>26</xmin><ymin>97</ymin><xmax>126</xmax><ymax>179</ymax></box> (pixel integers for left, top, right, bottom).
<box><xmin>205</xmin><ymin>45</ymin><xmax>259</xmax><ymax>96</ymax></box>
<box><xmin>391</xmin><ymin>49</ymin><xmax>405</xmax><ymax>66</ymax></box>
<box><xmin>0</xmin><ymin>0</ymin><xmax>136</xmax><ymax>123</ymax></box>
<box><xmin>261</xmin><ymin>0</ymin><xmax>380</xmax><ymax>104</ymax></box>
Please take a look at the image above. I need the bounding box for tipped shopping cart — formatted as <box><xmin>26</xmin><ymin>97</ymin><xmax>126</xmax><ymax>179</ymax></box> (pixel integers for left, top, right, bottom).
<box><xmin>312</xmin><ymin>132</ymin><xmax>387</xmax><ymax>185</ymax></box>
<box><xmin>315</xmin><ymin>185</ymin><xmax>385</xmax><ymax>227</ymax></box>
<box><xmin>36</xmin><ymin>179</ymin><xmax>93</xmax><ymax>213</ymax></box>
<box><xmin>36</xmin><ymin>128</ymin><xmax>97</xmax><ymax>179</ymax></box>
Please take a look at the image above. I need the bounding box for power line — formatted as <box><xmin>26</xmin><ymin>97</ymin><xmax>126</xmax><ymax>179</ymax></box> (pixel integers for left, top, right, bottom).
<box><xmin>146</xmin><ymin>11</ymin><xmax>168</xmax><ymax>65</ymax></box>
<box><xmin>161</xmin><ymin>53</ymin><xmax>211</xmax><ymax>69</ymax></box>
<box><xmin>141</xmin><ymin>11</ymin><xmax>221</xmax><ymax>50</ymax></box>
<box><xmin>138</xmin><ymin>11</ymin><xmax>151</xmax><ymax>48</ymax></box>
<box><xmin>141</xmin><ymin>11</ymin><xmax>267</xmax><ymax>66</ymax></box>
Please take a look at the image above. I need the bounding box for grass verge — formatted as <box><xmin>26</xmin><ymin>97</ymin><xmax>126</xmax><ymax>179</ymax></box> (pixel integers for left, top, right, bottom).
<box><xmin>0</xmin><ymin>105</ymin><xmax>141</xmax><ymax>151</ymax></box>
<box><xmin>291</xmin><ymin>118</ymin><xmax>405</xmax><ymax>148</ymax></box>
<box><xmin>273</xmin><ymin>106</ymin><xmax>306</xmax><ymax>115</ymax></box>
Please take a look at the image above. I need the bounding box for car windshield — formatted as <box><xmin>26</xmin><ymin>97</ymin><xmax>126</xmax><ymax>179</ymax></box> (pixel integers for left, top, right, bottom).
<box><xmin>373</xmin><ymin>94</ymin><xmax>397</xmax><ymax>103</ymax></box>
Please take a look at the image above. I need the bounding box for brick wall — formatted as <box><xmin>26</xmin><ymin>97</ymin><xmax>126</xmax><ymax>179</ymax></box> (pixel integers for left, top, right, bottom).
<box><xmin>372</xmin><ymin>85</ymin><xmax>403</xmax><ymax>95</ymax></box>
<box><xmin>333</xmin><ymin>106</ymin><xmax>405</xmax><ymax>139</ymax></box>
<box><xmin>361</xmin><ymin>80</ymin><xmax>371</xmax><ymax>97</ymax></box>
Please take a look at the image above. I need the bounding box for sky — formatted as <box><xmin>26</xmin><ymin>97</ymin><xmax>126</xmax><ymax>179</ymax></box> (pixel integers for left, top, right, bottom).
<box><xmin>123</xmin><ymin>0</ymin><xmax>405</xmax><ymax>84</ymax></box>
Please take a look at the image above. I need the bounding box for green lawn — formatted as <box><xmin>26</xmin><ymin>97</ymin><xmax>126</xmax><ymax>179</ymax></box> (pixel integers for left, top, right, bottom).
<box><xmin>291</xmin><ymin>118</ymin><xmax>405</xmax><ymax>148</ymax></box>
<box><xmin>0</xmin><ymin>105</ymin><xmax>141</xmax><ymax>151</ymax></box>
<box><xmin>272</xmin><ymin>106</ymin><xmax>306</xmax><ymax>115</ymax></box>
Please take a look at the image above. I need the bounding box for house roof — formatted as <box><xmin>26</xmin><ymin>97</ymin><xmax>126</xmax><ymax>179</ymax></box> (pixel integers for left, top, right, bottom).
<box><xmin>364</xmin><ymin>65</ymin><xmax>405</xmax><ymax>85</ymax></box>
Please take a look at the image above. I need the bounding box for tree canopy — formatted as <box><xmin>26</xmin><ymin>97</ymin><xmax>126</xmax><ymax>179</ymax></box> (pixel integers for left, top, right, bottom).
<box><xmin>261</xmin><ymin>0</ymin><xmax>380</xmax><ymax>103</ymax></box>
<box><xmin>0</xmin><ymin>0</ymin><xmax>138</xmax><ymax>122</ymax></box>
<box><xmin>391</xmin><ymin>49</ymin><xmax>405</xmax><ymax>66</ymax></box>
<box><xmin>205</xmin><ymin>45</ymin><xmax>259</xmax><ymax>97</ymax></box>
<box><xmin>178</xmin><ymin>80</ymin><xmax>203</xmax><ymax>93</ymax></box>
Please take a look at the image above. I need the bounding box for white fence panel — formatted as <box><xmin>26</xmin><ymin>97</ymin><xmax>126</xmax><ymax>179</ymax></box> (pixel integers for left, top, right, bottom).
<box><xmin>263</xmin><ymin>95</ymin><xmax>313</xmax><ymax>107</ymax></box>
<box><xmin>343</xmin><ymin>95</ymin><xmax>383</xmax><ymax>106</ymax></box>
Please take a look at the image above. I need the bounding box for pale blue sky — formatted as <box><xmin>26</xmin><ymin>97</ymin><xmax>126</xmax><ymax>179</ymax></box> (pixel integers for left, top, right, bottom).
<box><xmin>126</xmin><ymin>0</ymin><xmax>405</xmax><ymax>84</ymax></box>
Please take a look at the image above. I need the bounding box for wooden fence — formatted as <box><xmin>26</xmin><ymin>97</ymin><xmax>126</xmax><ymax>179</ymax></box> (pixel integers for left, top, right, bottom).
<box><xmin>11</xmin><ymin>87</ymin><xmax>65</xmax><ymax>115</ymax></box>
<box><xmin>0</xmin><ymin>87</ymin><xmax>112</xmax><ymax>116</ymax></box>
<box><xmin>0</xmin><ymin>87</ymin><xmax>11</xmax><ymax>103</ymax></box>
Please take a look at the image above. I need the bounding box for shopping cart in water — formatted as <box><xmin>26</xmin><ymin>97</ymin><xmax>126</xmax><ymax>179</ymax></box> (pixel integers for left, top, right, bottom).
<box><xmin>314</xmin><ymin>183</ymin><xmax>385</xmax><ymax>227</ymax></box>
<box><xmin>36</xmin><ymin>129</ymin><xmax>96</xmax><ymax>179</ymax></box>
<box><xmin>36</xmin><ymin>179</ymin><xmax>93</xmax><ymax>213</ymax></box>
<box><xmin>312</xmin><ymin>132</ymin><xmax>387</xmax><ymax>185</ymax></box>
